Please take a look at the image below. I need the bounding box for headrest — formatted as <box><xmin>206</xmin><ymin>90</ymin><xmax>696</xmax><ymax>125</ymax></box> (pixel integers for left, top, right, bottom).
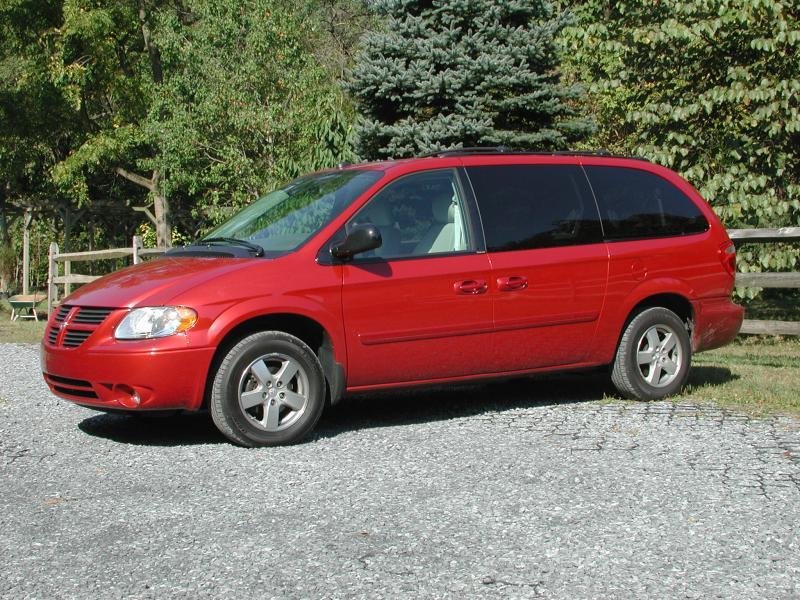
<box><xmin>431</xmin><ymin>194</ymin><xmax>454</xmax><ymax>224</ymax></box>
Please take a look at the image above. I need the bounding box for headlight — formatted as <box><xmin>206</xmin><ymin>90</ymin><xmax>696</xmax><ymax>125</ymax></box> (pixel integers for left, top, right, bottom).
<box><xmin>115</xmin><ymin>306</ymin><xmax>198</xmax><ymax>340</ymax></box>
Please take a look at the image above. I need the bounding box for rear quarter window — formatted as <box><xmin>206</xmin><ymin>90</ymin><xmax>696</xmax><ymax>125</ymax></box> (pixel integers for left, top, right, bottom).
<box><xmin>466</xmin><ymin>165</ymin><xmax>603</xmax><ymax>252</ymax></box>
<box><xmin>584</xmin><ymin>166</ymin><xmax>709</xmax><ymax>241</ymax></box>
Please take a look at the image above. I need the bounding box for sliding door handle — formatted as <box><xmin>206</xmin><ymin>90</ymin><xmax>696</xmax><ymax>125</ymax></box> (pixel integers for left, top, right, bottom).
<box><xmin>497</xmin><ymin>275</ymin><xmax>528</xmax><ymax>291</ymax></box>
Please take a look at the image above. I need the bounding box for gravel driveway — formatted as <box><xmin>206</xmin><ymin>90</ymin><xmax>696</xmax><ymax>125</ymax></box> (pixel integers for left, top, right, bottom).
<box><xmin>1</xmin><ymin>342</ymin><xmax>799</xmax><ymax>599</ymax></box>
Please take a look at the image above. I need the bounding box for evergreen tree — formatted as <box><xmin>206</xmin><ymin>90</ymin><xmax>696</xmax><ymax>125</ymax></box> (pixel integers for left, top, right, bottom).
<box><xmin>347</xmin><ymin>0</ymin><xmax>592</xmax><ymax>159</ymax></box>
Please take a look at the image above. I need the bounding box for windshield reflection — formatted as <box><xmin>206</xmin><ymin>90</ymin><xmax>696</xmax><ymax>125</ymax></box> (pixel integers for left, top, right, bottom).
<box><xmin>203</xmin><ymin>170</ymin><xmax>383</xmax><ymax>255</ymax></box>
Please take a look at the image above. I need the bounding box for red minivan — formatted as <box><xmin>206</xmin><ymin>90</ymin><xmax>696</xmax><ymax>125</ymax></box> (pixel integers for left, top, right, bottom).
<box><xmin>41</xmin><ymin>150</ymin><xmax>744</xmax><ymax>446</ymax></box>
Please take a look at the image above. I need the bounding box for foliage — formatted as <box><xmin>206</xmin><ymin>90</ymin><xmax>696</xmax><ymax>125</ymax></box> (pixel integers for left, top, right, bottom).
<box><xmin>348</xmin><ymin>0</ymin><xmax>593</xmax><ymax>158</ymax></box>
<box><xmin>0</xmin><ymin>0</ymin><xmax>367</xmax><ymax>284</ymax></box>
<box><xmin>148</xmin><ymin>0</ymin><xmax>357</xmax><ymax>228</ymax></box>
<box><xmin>563</xmin><ymin>0</ymin><xmax>800</xmax><ymax>294</ymax></box>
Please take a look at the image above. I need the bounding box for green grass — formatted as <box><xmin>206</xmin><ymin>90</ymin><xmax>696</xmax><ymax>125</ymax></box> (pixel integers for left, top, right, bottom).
<box><xmin>686</xmin><ymin>336</ymin><xmax>800</xmax><ymax>417</ymax></box>
<box><xmin>0</xmin><ymin>318</ymin><xmax>47</xmax><ymax>343</ymax></box>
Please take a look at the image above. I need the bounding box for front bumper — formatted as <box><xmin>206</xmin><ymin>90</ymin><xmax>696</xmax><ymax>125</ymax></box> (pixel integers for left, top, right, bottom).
<box><xmin>42</xmin><ymin>344</ymin><xmax>216</xmax><ymax>411</ymax></box>
<box><xmin>691</xmin><ymin>296</ymin><xmax>744</xmax><ymax>353</ymax></box>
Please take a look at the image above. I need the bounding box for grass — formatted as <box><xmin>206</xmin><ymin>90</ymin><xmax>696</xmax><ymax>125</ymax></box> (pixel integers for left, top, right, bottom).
<box><xmin>0</xmin><ymin>313</ymin><xmax>797</xmax><ymax>418</ymax></box>
<box><xmin>686</xmin><ymin>336</ymin><xmax>800</xmax><ymax>417</ymax></box>
<box><xmin>0</xmin><ymin>318</ymin><xmax>47</xmax><ymax>344</ymax></box>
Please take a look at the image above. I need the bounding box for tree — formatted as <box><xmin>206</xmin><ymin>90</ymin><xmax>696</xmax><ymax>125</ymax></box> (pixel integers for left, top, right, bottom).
<box><xmin>145</xmin><ymin>0</ymin><xmax>357</xmax><ymax>227</ymax></box>
<box><xmin>51</xmin><ymin>0</ymin><xmax>358</xmax><ymax>244</ymax></box>
<box><xmin>0</xmin><ymin>0</ymin><xmax>72</xmax><ymax>290</ymax></box>
<box><xmin>347</xmin><ymin>0</ymin><xmax>593</xmax><ymax>159</ymax></box>
<box><xmin>564</xmin><ymin>0</ymin><xmax>800</xmax><ymax>281</ymax></box>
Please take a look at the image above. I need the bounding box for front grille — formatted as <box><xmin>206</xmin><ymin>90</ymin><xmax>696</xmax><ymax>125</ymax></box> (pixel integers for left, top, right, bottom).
<box><xmin>54</xmin><ymin>305</ymin><xmax>71</xmax><ymax>322</ymax></box>
<box><xmin>63</xmin><ymin>330</ymin><xmax>92</xmax><ymax>348</ymax></box>
<box><xmin>44</xmin><ymin>373</ymin><xmax>98</xmax><ymax>399</ymax></box>
<box><xmin>47</xmin><ymin>306</ymin><xmax>117</xmax><ymax>349</ymax></box>
<box><xmin>72</xmin><ymin>307</ymin><xmax>114</xmax><ymax>324</ymax></box>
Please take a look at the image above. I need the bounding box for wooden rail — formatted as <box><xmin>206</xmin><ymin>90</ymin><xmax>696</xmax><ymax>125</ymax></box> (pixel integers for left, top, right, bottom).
<box><xmin>729</xmin><ymin>228</ymin><xmax>800</xmax><ymax>336</ymax></box>
<box><xmin>47</xmin><ymin>236</ymin><xmax>165</xmax><ymax>316</ymax></box>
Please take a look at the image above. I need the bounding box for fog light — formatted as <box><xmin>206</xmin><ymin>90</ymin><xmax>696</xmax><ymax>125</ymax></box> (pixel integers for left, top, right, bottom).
<box><xmin>115</xmin><ymin>384</ymin><xmax>141</xmax><ymax>408</ymax></box>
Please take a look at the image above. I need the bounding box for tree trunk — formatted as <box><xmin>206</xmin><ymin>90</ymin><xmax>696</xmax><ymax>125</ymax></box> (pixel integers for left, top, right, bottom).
<box><xmin>139</xmin><ymin>3</ymin><xmax>163</xmax><ymax>84</ymax></box>
<box><xmin>0</xmin><ymin>188</ymin><xmax>12</xmax><ymax>293</ymax></box>
<box><xmin>151</xmin><ymin>170</ymin><xmax>171</xmax><ymax>248</ymax></box>
<box><xmin>115</xmin><ymin>167</ymin><xmax>172</xmax><ymax>248</ymax></box>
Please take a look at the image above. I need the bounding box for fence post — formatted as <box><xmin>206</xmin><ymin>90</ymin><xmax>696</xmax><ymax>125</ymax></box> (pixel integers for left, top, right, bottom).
<box><xmin>64</xmin><ymin>260</ymin><xmax>72</xmax><ymax>297</ymax></box>
<box><xmin>132</xmin><ymin>235</ymin><xmax>142</xmax><ymax>265</ymax></box>
<box><xmin>22</xmin><ymin>208</ymin><xmax>32</xmax><ymax>295</ymax></box>
<box><xmin>47</xmin><ymin>242</ymin><xmax>59</xmax><ymax>317</ymax></box>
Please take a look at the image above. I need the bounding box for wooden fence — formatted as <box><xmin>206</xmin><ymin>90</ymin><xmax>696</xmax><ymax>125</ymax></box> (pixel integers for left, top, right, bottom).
<box><xmin>729</xmin><ymin>227</ymin><xmax>800</xmax><ymax>336</ymax></box>
<box><xmin>47</xmin><ymin>236</ymin><xmax>165</xmax><ymax>316</ymax></box>
<box><xmin>46</xmin><ymin>228</ymin><xmax>800</xmax><ymax>335</ymax></box>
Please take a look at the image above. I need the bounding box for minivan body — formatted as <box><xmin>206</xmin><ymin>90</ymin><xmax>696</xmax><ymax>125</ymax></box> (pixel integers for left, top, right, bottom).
<box><xmin>41</xmin><ymin>152</ymin><xmax>744</xmax><ymax>446</ymax></box>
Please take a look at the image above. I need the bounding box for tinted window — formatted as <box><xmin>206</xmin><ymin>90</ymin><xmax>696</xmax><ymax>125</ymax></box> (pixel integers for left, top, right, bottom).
<box><xmin>466</xmin><ymin>165</ymin><xmax>603</xmax><ymax>252</ymax></box>
<box><xmin>585</xmin><ymin>166</ymin><xmax>709</xmax><ymax>240</ymax></box>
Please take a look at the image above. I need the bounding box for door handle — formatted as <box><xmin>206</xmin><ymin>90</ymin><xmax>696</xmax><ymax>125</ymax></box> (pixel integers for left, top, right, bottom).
<box><xmin>497</xmin><ymin>275</ymin><xmax>528</xmax><ymax>291</ymax></box>
<box><xmin>454</xmin><ymin>279</ymin><xmax>488</xmax><ymax>295</ymax></box>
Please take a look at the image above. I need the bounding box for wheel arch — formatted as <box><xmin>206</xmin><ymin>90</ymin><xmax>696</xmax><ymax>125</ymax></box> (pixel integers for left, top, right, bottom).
<box><xmin>611</xmin><ymin>292</ymin><xmax>694</xmax><ymax>358</ymax></box>
<box><xmin>202</xmin><ymin>312</ymin><xmax>345</xmax><ymax>410</ymax></box>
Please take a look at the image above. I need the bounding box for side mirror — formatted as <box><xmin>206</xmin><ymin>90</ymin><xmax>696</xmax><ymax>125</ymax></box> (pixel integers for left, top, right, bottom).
<box><xmin>331</xmin><ymin>225</ymin><xmax>382</xmax><ymax>260</ymax></box>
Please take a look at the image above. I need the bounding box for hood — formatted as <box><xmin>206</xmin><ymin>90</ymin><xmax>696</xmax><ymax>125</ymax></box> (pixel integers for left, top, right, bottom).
<box><xmin>62</xmin><ymin>257</ymin><xmax>260</xmax><ymax>308</ymax></box>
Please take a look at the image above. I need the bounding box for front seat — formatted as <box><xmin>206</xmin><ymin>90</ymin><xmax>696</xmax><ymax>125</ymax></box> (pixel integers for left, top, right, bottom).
<box><xmin>360</xmin><ymin>201</ymin><xmax>401</xmax><ymax>257</ymax></box>
<box><xmin>414</xmin><ymin>193</ymin><xmax>457</xmax><ymax>254</ymax></box>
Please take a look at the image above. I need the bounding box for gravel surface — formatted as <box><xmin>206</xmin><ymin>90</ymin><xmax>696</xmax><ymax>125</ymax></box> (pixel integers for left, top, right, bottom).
<box><xmin>1</xmin><ymin>342</ymin><xmax>799</xmax><ymax>599</ymax></box>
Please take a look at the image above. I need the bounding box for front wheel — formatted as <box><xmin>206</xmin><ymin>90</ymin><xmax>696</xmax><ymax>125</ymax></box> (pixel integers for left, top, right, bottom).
<box><xmin>210</xmin><ymin>331</ymin><xmax>325</xmax><ymax>447</ymax></box>
<box><xmin>611</xmin><ymin>307</ymin><xmax>691</xmax><ymax>400</ymax></box>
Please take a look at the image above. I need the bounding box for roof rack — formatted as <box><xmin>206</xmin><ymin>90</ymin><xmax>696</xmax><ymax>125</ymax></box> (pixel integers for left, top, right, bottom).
<box><xmin>417</xmin><ymin>146</ymin><xmax>513</xmax><ymax>158</ymax></box>
<box><xmin>418</xmin><ymin>146</ymin><xmax>650</xmax><ymax>161</ymax></box>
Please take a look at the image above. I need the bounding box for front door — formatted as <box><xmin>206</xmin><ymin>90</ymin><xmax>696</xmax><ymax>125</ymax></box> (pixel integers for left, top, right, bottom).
<box><xmin>339</xmin><ymin>169</ymin><xmax>494</xmax><ymax>388</ymax></box>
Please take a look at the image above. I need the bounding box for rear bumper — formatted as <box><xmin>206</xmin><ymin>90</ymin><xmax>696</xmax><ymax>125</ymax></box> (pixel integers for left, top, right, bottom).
<box><xmin>691</xmin><ymin>297</ymin><xmax>744</xmax><ymax>352</ymax></box>
<box><xmin>41</xmin><ymin>344</ymin><xmax>216</xmax><ymax>411</ymax></box>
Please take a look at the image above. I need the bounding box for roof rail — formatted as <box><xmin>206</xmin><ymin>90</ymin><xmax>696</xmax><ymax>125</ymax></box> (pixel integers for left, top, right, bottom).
<box><xmin>418</xmin><ymin>147</ymin><xmax>651</xmax><ymax>161</ymax></box>
<box><xmin>418</xmin><ymin>146</ymin><xmax>513</xmax><ymax>158</ymax></box>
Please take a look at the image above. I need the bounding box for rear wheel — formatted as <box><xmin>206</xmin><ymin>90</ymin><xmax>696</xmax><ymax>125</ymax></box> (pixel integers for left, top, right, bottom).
<box><xmin>611</xmin><ymin>307</ymin><xmax>691</xmax><ymax>400</ymax></box>
<box><xmin>210</xmin><ymin>331</ymin><xmax>325</xmax><ymax>447</ymax></box>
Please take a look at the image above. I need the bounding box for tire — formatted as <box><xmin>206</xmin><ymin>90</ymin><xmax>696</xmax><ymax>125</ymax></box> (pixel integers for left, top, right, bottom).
<box><xmin>210</xmin><ymin>331</ymin><xmax>325</xmax><ymax>447</ymax></box>
<box><xmin>611</xmin><ymin>307</ymin><xmax>691</xmax><ymax>400</ymax></box>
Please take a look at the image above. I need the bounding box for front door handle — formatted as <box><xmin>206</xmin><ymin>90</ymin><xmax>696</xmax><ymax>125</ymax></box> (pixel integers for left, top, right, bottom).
<box><xmin>497</xmin><ymin>275</ymin><xmax>528</xmax><ymax>291</ymax></box>
<box><xmin>454</xmin><ymin>279</ymin><xmax>488</xmax><ymax>295</ymax></box>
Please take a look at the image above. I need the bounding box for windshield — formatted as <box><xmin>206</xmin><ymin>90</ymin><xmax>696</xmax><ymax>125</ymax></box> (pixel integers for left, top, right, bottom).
<box><xmin>203</xmin><ymin>169</ymin><xmax>383</xmax><ymax>255</ymax></box>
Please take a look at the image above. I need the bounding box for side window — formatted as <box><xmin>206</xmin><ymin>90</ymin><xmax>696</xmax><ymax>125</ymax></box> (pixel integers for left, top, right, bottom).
<box><xmin>585</xmin><ymin>166</ymin><xmax>709</xmax><ymax>240</ymax></box>
<box><xmin>466</xmin><ymin>165</ymin><xmax>603</xmax><ymax>252</ymax></box>
<box><xmin>347</xmin><ymin>169</ymin><xmax>471</xmax><ymax>260</ymax></box>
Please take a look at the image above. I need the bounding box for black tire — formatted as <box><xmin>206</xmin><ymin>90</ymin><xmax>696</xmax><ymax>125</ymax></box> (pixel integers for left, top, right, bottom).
<box><xmin>611</xmin><ymin>307</ymin><xmax>691</xmax><ymax>400</ymax></box>
<box><xmin>210</xmin><ymin>331</ymin><xmax>325</xmax><ymax>447</ymax></box>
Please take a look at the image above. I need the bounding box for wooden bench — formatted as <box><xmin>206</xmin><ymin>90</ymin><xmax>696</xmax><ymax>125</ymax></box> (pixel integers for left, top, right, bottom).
<box><xmin>8</xmin><ymin>294</ymin><xmax>44</xmax><ymax>321</ymax></box>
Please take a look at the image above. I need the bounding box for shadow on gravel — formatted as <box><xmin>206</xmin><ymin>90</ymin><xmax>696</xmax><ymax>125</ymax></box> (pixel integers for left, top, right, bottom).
<box><xmin>314</xmin><ymin>366</ymin><xmax>739</xmax><ymax>440</ymax></box>
<box><xmin>313</xmin><ymin>370</ymin><xmax>616</xmax><ymax>440</ymax></box>
<box><xmin>76</xmin><ymin>366</ymin><xmax>738</xmax><ymax>446</ymax></box>
<box><xmin>78</xmin><ymin>412</ymin><xmax>226</xmax><ymax>446</ymax></box>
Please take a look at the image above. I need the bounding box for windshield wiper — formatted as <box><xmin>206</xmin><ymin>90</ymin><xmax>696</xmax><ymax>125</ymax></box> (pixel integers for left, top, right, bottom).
<box><xmin>199</xmin><ymin>237</ymin><xmax>264</xmax><ymax>257</ymax></box>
